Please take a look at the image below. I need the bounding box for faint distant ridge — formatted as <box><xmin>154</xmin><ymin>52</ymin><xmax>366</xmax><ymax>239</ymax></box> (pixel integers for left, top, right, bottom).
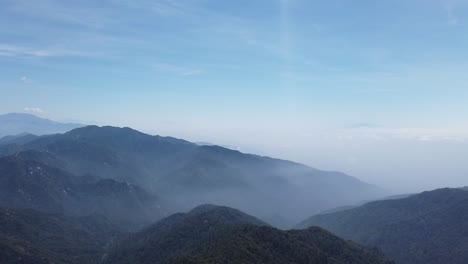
<box><xmin>0</xmin><ymin>113</ymin><xmax>85</xmax><ymax>138</ymax></box>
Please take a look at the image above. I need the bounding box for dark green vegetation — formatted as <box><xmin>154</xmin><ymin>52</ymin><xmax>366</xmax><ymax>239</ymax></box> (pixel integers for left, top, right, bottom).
<box><xmin>0</xmin><ymin>125</ymin><xmax>384</xmax><ymax>226</ymax></box>
<box><xmin>103</xmin><ymin>205</ymin><xmax>393</xmax><ymax>264</ymax></box>
<box><xmin>0</xmin><ymin>113</ymin><xmax>83</xmax><ymax>138</ymax></box>
<box><xmin>0</xmin><ymin>207</ymin><xmax>120</xmax><ymax>264</ymax></box>
<box><xmin>0</xmin><ymin>151</ymin><xmax>165</xmax><ymax>229</ymax></box>
<box><xmin>298</xmin><ymin>188</ymin><xmax>468</xmax><ymax>264</ymax></box>
<box><xmin>0</xmin><ymin>205</ymin><xmax>394</xmax><ymax>264</ymax></box>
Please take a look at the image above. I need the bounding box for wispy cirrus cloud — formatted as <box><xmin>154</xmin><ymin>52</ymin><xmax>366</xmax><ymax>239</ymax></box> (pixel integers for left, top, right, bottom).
<box><xmin>0</xmin><ymin>0</ymin><xmax>211</xmax><ymax>62</ymax></box>
<box><xmin>119</xmin><ymin>0</ymin><xmax>211</xmax><ymax>18</ymax></box>
<box><xmin>0</xmin><ymin>0</ymin><xmax>139</xmax><ymax>60</ymax></box>
<box><xmin>0</xmin><ymin>44</ymin><xmax>96</xmax><ymax>58</ymax></box>
<box><xmin>150</xmin><ymin>0</ymin><xmax>191</xmax><ymax>16</ymax></box>
<box><xmin>0</xmin><ymin>44</ymin><xmax>52</xmax><ymax>57</ymax></box>
<box><xmin>5</xmin><ymin>0</ymin><xmax>115</xmax><ymax>28</ymax></box>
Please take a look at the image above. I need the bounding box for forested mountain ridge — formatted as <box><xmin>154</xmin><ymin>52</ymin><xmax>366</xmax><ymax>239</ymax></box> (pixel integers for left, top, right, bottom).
<box><xmin>0</xmin><ymin>150</ymin><xmax>166</xmax><ymax>229</ymax></box>
<box><xmin>0</xmin><ymin>207</ymin><xmax>121</xmax><ymax>264</ymax></box>
<box><xmin>298</xmin><ymin>188</ymin><xmax>468</xmax><ymax>264</ymax></box>
<box><xmin>102</xmin><ymin>204</ymin><xmax>394</xmax><ymax>264</ymax></box>
<box><xmin>0</xmin><ymin>125</ymin><xmax>385</xmax><ymax>226</ymax></box>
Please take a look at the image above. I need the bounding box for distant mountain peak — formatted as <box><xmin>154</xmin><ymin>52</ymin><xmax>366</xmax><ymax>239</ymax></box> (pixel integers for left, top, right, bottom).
<box><xmin>65</xmin><ymin>125</ymin><xmax>194</xmax><ymax>145</ymax></box>
<box><xmin>2</xmin><ymin>112</ymin><xmax>42</xmax><ymax>118</ymax></box>
<box><xmin>66</xmin><ymin>125</ymin><xmax>138</xmax><ymax>134</ymax></box>
<box><xmin>0</xmin><ymin>112</ymin><xmax>84</xmax><ymax>138</ymax></box>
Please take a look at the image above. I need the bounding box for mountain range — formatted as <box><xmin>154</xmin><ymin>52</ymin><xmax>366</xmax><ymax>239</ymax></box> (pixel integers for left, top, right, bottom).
<box><xmin>0</xmin><ymin>120</ymin><xmax>385</xmax><ymax>227</ymax></box>
<box><xmin>2</xmin><ymin>112</ymin><xmax>468</xmax><ymax>263</ymax></box>
<box><xmin>298</xmin><ymin>188</ymin><xmax>468</xmax><ymax>264</ymax></box>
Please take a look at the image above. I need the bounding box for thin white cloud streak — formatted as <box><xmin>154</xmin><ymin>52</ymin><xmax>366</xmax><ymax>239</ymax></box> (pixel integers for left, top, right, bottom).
<box><xmin>24</xmin><ymin>107</ymin><xmax>44</xmax><ymax>114</ymax></box>
<box><xmin>152</xmin><ymin>62</ymin><xmax>204</xmax><ymax>76</ymax></box>
<box><xmin>0</xmin><ymin>44</ymin><xmax>52</xmax><ymax>57</ymax></box>
<box><xmin>5</xmin><ymin>0</ymin><xmax>115</xmax><ymax>28</ymax></box>
<box><xmin>114</xmin><ymin>0</ymin><xmax>195</xmax><ymax>16</ymax></box>
<box><xmin>0</xmin><ymin>44</ymin><xmax>99</xmax><ymax>58</ymax></box>
<box><xmin>149</xmin><ymin>0</ymin><xmax>191</xmax><ymax>16</ymax></box>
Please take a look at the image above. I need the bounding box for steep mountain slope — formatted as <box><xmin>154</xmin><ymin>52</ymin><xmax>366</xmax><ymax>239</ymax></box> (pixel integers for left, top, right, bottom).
<box><xmin>0</xmin><ymin>151</ymin><xmax>165</xmax><ymax>229</ymax></box>
<box><xmin>298</xmin><ymin>188</ymin><xmax>468</xmax><ymax>264</ymax></box>
<box><xmin>0</xmin><ymin>113</ymin><xmax>83</xmax><ymax>137</ymax></box>
<box><xmin>20</xmin><ymin>126</ymin><xmax>196</xmax><ymax>186</ymax></box>
<box><xmin>102</xmin><ymin>205</ymin><xmax>393</xmax><ymax>264</ymax></box>
<box><xmin>0</xmin><ymin>125</ymin><xmax>385</xmax><ymax>226</ymax></box>
<box><xmin>0</xmin><ymin>207</ymin><xmax>121</xmax><ymax>264</ymax></box>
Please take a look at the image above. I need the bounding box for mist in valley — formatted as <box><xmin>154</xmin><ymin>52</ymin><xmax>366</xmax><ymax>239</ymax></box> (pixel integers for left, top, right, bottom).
<box><xmin>1</xmin><ymin>0</ymin><xmax>468</xmax><ymax>263</ymax></box>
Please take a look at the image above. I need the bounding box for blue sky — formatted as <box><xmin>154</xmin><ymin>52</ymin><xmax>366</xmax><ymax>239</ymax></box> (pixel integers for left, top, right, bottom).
<box><xmin>2</xmin><ymin>0</ymin><xmax>468</xmax><ymax>191</ymax></box>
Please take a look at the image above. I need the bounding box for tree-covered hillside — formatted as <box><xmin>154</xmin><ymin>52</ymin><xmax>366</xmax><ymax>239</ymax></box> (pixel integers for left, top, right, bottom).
<box><xmin>299</xmin><ymin>188</ymin><xmax>468</xmax><ymax>264</ymax></box>
<box><xmin>103</xmin><ymin>204</ymin><xmax>393</xmax><ymax>264</ymax></box>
